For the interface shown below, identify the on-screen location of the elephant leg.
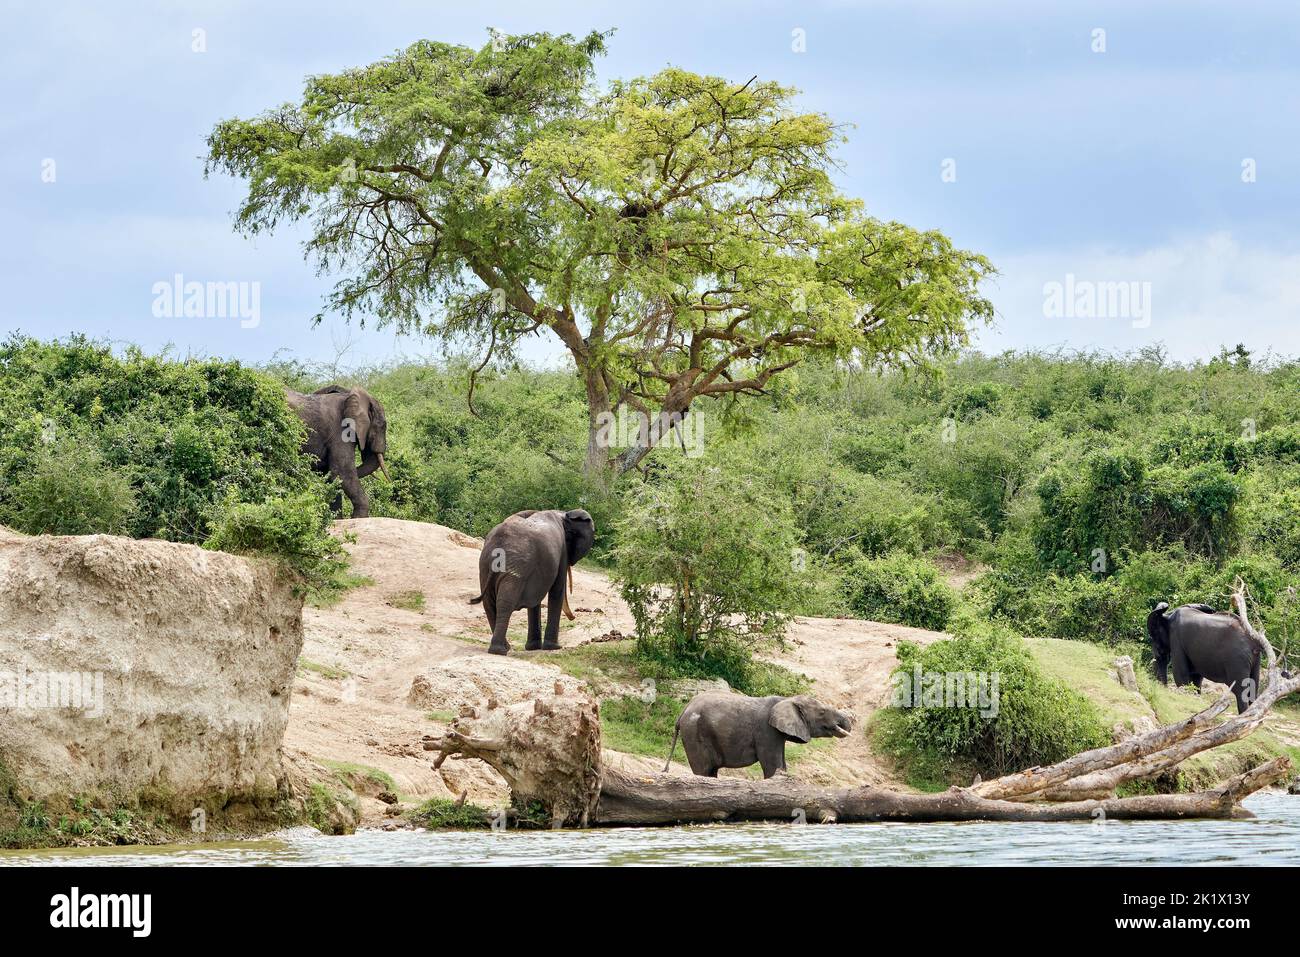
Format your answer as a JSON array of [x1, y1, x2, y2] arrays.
[[481, 587, 497, 631], [524, 605, 542, 651], [1171, 648, 1193, 687], [758, 741, 787, 779], [540, 571, 566, 650], [1190, 674, 1204, 692], [487, 592, 516, 656], [339, 462, 369, 519]]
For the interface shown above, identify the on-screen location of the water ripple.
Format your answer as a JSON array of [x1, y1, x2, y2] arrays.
[[4, 793, 1298, 866]]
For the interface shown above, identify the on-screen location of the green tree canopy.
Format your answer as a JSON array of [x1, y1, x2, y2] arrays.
[[207, 29, 994, 477]]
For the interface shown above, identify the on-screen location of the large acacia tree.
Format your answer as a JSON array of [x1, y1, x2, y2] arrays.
[[207, 30, 994, 478]]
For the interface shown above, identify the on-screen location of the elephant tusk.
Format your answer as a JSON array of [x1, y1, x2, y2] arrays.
[[563, 566, 576, 621], [378, 454, 391, 481]]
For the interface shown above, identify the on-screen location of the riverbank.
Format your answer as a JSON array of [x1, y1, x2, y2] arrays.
[[287, 518, 1300, 829]]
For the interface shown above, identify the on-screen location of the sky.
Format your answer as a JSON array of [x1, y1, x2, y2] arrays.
[[3, 0, 1298, 368]]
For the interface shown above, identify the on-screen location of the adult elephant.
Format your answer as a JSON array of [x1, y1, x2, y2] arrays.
[[470, 509, 595, 655], [1146, 602, 1265, 713], [664, 693, 854, 779], [286, 385, 390, 518]]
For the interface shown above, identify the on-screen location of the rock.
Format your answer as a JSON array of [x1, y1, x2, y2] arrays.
[[661, 677, 732, 699], [0, 527, 303, 828], [407, 655, 586, 714], [1112, 656, 1139, 692], [377, 791, 399, 805], [1112, 715, 1161, 743], [1289, 775, 1300, 795]]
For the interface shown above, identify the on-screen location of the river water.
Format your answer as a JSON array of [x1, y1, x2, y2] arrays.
[[5, 792, 1298, 866]]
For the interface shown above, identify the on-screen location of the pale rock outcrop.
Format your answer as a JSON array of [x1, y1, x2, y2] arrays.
[[407, 654, 586, 714], [0, 527, 303, 824]]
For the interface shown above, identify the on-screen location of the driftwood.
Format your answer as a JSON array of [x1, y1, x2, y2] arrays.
[[431, 584, 1297, 827]]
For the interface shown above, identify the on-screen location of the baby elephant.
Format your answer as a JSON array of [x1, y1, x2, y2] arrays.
[[664, 693, 854, 779]]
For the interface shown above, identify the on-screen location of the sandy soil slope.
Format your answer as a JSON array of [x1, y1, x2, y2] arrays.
[[284, 518, 942, 824]]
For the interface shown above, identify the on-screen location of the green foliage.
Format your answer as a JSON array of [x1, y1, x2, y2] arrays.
[[204, 491, 349, 594], [844, 552, 957, 630], [409, 797, 494, 830], [614, 461, 800, 694], [0, 335, 320, 542], [208, 31, 993, 480], [875, 624, 1110, 786], [6, 439, 136, 536]]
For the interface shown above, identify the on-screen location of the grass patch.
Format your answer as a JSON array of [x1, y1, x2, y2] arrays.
[[425, 710, 457, 723], [386, 590, 426, 613], [306, 571, 375, 609], [600, 695, 686, 760], [297, 657, 349, 680], [409, 797, 494, 829], [320, 760, 396, 794], [304, 782, 358, 835]]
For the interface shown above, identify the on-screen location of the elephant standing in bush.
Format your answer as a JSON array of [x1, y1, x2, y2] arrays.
[[665, 693, 855, 778], [286, 385, 390, 518], [1146, 602, 1271, 713]]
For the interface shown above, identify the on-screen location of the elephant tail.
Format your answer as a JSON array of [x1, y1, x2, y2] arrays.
[[663, 721, 682, 773], [468, 594, 484, 605]]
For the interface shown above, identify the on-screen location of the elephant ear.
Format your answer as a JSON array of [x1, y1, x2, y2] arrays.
[[769, 698, 811, 743], [343, 389, 371, 451], [1147, 602, 1172, 654]]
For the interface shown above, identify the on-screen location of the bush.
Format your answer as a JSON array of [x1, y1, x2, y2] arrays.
[[874, 624, 1110, 786], [204, 491, 349, 596], [614, 462, 800, 694], [4, 440, 136, 536], [0, 335, 319, 543], [843, 552, 956, 630]]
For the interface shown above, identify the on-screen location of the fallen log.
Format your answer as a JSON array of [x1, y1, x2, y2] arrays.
[[593, 757, 1290, 826]]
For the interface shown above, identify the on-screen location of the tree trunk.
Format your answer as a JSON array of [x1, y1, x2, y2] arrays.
[[593, 758, 1288, 826]]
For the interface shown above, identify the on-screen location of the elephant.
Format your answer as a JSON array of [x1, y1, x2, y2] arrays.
[[1146, 602, 1269, 713], [285, 385, 390, 518], [664, 692, 854, 779], [469, 509, 595, 655]]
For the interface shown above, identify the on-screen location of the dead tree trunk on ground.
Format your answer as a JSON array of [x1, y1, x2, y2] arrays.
[[430, 585, 1297, 827]]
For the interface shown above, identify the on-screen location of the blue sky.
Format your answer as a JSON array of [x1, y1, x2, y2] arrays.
[[3, 0, 1298, 367]]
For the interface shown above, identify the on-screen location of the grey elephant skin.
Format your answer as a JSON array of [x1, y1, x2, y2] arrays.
[[285, 385, 389, 518], [1146, 602, 1267, 713], [665, 693, 854, 778], [470, 509, 595, 655]]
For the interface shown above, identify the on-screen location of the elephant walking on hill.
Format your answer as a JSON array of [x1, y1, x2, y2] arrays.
[[664, 693, 855, 779], [470, 509, 595, 655], [286, 385, 389, 518], [1146, 602, 1272, 713]]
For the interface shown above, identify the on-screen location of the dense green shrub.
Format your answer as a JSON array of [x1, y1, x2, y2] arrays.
[[0, 335, 323, 543], [614, 462, 801, 694], [5, 439, 136, 536], [843, 552, 956, 630], [874, 624, 1110, 786], [204, 492, 349, 595]]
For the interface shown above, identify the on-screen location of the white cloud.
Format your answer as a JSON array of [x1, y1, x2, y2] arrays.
[[977, 232, 1300, 360]]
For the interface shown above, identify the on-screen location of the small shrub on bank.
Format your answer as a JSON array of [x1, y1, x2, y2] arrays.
[[874, 623, 1110, 787], [204, 491, 349, 595], [615, 462, 800, 695], [843, 552, 956, 630]]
